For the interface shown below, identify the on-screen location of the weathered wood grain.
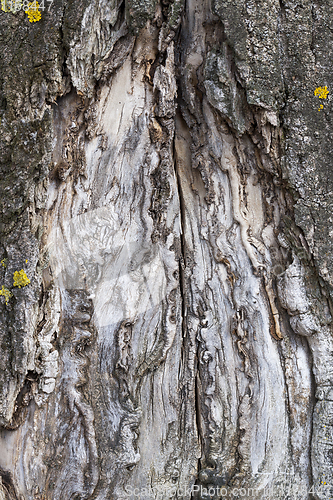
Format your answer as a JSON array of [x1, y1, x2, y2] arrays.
[[0, 0, 332, 499]]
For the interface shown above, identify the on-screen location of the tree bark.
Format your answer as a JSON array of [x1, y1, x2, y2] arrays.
[[0, 0, 332, 499]]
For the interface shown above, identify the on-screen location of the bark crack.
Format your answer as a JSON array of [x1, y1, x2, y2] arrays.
[[172, 126, 187, 342]]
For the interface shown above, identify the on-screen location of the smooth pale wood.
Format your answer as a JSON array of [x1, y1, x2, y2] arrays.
[[0, 1, 332, 499]]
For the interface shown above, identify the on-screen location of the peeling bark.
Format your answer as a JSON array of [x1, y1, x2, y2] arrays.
[[0, 0, 333, 499]]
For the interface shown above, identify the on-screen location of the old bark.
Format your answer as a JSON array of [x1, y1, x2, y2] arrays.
[[0, 0, 332, 499]]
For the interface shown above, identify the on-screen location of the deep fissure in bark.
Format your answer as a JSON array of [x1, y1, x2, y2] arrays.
[[1, 0, 333, 498]]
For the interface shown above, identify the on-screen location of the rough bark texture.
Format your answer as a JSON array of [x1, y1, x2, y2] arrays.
[[0, 0, 332, 499]]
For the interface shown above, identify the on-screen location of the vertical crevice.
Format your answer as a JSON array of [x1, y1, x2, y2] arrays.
[[172, 113, 205, 497], [307, 338, 316, 496], [172, 131, 187, 341], [194, 347, 204, 458]]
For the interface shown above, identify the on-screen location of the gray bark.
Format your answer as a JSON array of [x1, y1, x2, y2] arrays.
[[0, 0, 332, 499]]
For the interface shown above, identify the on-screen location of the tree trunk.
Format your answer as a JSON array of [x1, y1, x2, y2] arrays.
[[0, 0, 332, 499]]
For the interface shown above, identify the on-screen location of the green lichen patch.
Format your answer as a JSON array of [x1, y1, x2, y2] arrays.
[[212, 0, 284, 111], [167, 0, 184, 30], [204, 45, 251, 134], [125, 0, 158, 34]]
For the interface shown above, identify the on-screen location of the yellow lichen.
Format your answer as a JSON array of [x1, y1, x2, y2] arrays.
[[25, 1, 41, 22], [314, 86, 329, 99], [1, 258, 7, 268], [0, 286, 12, 305], [13, 269, 30, 288]]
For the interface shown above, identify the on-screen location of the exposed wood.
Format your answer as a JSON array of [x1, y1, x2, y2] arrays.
[[0, 0, 333, 499]]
